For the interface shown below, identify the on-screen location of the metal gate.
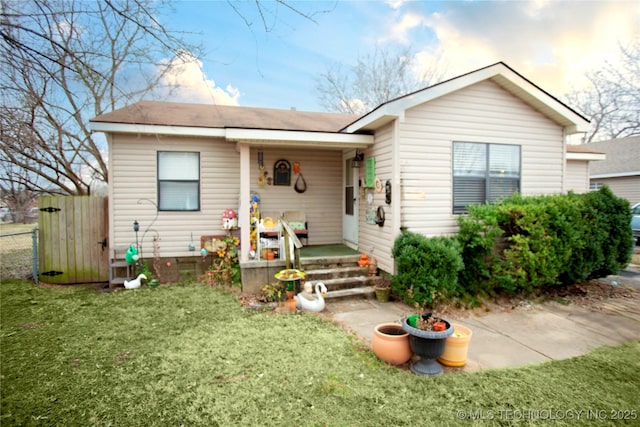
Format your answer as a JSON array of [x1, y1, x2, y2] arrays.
[[38, 196, 109, 284]]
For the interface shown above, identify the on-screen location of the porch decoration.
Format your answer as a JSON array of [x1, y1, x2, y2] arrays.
[[385, 180, 392, 205], [402, 313, 454, 376], [273, 159, 291, 186], [375, 206, 385, 227], [125, 244, 139, 264], [222, 208, 237, 230], [249, 195, 260, 257], [365, 157, 376, 188], [357, 254, 369, 267], [124, 273, 146, 289], [372, 323, 412, 365], [294, 282, 327, 312], [366, 208, 376, 224], [294, 173, 307, 193]]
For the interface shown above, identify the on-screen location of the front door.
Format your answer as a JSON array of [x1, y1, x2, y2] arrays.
[[343, 154, 359, 247]]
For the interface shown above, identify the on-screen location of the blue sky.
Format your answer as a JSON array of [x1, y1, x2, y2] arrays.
[[153, 0, 640, 112]]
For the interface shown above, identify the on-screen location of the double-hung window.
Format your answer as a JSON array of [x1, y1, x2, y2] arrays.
[[453, 142, 520, 214], [158, 151, 200, 211]]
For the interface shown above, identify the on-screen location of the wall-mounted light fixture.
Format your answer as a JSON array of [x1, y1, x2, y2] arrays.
[[133, 220, 140, 261], [352, 150, 364, 168]]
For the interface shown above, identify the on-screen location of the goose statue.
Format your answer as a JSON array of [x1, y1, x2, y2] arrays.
[[295, 282, 327, 312], [124, 274, 147, 289]]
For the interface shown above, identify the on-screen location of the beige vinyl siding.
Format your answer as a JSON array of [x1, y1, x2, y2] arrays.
[[110, 137, 345, 257], [397, 79, 564, 238], [565, 160, 590, 194], [589, 176, 640, 203], [249, 147, 343, 245], [357, 123, 395, 274], [110, 134, 240, 258]]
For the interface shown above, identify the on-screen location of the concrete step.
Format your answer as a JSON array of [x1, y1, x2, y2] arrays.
[[304, 265, 369, 281], [307, 275, 382, 292], [300, 255, 362, 270], [325, 286, 375, 301], [296, 253, 382, 301]]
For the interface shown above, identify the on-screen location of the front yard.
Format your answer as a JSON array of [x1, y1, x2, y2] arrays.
[[1, 280, 639, 426]]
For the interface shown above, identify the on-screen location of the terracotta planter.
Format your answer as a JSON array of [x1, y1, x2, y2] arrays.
[[402, 316, 454, 376], [372, 323, 412, 365], [438, 324, 473, 367]]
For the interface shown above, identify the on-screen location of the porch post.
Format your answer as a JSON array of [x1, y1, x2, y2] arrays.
[[238, 143, 251, 262]]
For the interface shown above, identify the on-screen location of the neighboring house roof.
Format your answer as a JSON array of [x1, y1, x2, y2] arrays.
[[586, 135, 640, 178], [343, 62, 590, 135], [566, 144, 606, 161]]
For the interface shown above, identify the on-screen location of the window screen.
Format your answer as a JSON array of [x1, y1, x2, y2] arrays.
[[453, 142, 520, 213], [158, 152, 200, 211]]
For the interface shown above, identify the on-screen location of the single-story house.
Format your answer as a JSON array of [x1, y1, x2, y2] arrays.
[[90, 62, 594, 292], [586, 135, 640, 204]]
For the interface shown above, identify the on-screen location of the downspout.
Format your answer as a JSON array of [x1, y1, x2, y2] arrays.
[[238, 143, 251, 262]]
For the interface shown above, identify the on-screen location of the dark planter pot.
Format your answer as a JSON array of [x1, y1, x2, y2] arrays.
[[402, 315, 454, 376]]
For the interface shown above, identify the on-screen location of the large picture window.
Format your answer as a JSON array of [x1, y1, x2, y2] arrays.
[[453, 142, 520, 214], [158, 151, 200, 211]]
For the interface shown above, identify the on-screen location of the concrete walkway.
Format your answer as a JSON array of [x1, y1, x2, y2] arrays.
[[325, 264, 640, 372]]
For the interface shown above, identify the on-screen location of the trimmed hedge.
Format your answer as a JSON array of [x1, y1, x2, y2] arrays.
[[456, 187, 633, 295], [391, 232, 463, 307]]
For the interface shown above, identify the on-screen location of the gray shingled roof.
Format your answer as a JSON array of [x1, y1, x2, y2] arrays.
[[91, 101, 359, 133], [586, 135, 640, 177]]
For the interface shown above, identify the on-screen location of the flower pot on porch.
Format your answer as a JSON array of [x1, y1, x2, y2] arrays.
[[402, 316, 454, 376], [437, 324, 472, 367], [372, 323, 412, 365]]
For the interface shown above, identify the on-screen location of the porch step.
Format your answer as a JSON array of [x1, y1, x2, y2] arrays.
[[302, 253, 383, 301], [303, 265, 369, 281], [299, 255, 362, 270], [325, 286, 375, 300]]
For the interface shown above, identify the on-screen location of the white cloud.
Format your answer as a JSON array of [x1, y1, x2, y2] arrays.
[[385, 0, 406, 11], [385, 12, 426, 44], [384, 1, 640, 96], [152, 51, 240, 105]]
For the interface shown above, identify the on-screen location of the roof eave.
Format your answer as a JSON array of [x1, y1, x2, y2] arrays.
[[90, 121, 374, 148], [344, 62, 591, 134], [566, 152, 607, 161], [591, 171, 640, 179]]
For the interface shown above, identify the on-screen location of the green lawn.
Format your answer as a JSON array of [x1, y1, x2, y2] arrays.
[[1, 280, 639, 426]]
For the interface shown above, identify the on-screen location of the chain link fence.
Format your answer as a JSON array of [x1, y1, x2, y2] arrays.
[[0, 224, 38, 281]]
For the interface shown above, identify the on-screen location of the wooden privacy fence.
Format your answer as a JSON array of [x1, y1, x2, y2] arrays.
[[38, 196, 109, 284]]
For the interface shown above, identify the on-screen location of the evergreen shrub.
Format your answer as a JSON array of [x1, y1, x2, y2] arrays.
[[391, 231, 463, 307], [456, 187, 633, 296]]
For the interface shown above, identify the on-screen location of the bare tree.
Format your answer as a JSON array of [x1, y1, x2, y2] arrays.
[[0, 0, 201, 195], [315, 45, 447, 114], [564, 39, 640, 143]]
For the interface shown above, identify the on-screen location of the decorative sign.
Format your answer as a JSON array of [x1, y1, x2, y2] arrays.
[[365, 156, 376, 188], [273, 159, 291, 186], [366, 208, 376, 224]]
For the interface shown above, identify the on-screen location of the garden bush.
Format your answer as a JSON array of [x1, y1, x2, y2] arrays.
[[456, 187, 633, 296], [391, 231, 463, 307]]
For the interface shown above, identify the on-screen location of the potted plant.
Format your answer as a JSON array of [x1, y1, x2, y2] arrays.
[[402, 312, 454, 376], [373, 277, 391, 302]]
